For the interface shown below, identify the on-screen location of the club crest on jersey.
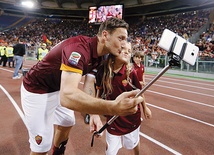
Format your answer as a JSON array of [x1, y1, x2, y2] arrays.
[[35, 135, 42, 145], [122, 79, 128, 86], [68, 52, 81, 65]]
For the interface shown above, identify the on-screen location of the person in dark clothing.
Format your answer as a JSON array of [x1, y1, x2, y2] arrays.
[[12, 38, 25, 79]]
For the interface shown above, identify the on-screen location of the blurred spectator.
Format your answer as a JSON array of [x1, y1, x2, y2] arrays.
[[6, 43, 14, 68], [37, 43, 49, 61], [0, 41, 7, 67]]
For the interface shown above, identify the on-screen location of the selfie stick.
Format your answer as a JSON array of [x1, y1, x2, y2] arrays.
[[91, 37, 182, 147]]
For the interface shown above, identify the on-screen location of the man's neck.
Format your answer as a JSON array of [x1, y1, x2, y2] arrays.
[[96, 36, 109, 56], [96, 36, 103, 56]]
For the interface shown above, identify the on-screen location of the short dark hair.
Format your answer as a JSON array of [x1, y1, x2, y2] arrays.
[[19, 38, 25, 43], [97, 17, 129, 36]]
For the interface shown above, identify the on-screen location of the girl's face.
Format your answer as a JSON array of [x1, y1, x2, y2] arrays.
[[116, 42, 132, 64], [133, 55, 142, 65]]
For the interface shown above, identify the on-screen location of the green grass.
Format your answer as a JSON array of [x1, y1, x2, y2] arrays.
[[146, 71, 214, 82]]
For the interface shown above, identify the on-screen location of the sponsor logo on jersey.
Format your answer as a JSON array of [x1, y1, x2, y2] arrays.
[[68, 52, 81, 65]]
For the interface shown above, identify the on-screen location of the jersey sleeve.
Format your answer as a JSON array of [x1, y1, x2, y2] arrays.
[[60, 43, 86, 75]]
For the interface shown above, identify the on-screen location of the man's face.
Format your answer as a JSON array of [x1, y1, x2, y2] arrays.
[[104, 28, 128, 57]]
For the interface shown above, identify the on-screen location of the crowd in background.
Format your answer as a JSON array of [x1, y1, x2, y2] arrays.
[[195, 23, 214, 60], [0, 8, 214, 64], [128, 9, 213, 60]]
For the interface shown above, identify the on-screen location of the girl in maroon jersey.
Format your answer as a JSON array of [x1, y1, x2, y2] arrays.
[[132, 51, 146, 87], [95, 42, 152, 155]]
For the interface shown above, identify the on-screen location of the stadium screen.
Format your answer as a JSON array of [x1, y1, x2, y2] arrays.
[[88, 4, 123, 24]]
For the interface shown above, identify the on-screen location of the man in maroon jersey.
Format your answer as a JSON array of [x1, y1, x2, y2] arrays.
[[21, 17, 144, 155]]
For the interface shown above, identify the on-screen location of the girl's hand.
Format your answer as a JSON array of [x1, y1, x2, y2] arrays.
[[143, 106, 152, 119]]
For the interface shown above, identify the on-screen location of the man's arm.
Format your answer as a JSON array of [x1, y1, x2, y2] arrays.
[[60, 71, 144, 116], [82, 74, 103, 133], [83, 74, 96, 97]]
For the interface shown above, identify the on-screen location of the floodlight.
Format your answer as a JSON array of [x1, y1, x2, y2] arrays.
[[21, 0, 35, 8]]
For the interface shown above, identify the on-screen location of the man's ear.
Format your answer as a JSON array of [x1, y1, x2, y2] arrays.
[[100, 30, 109, 44], [102, 30, 109, 40]]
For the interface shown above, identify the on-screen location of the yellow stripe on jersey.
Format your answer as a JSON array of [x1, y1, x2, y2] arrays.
[[60, 63, 83, 74]]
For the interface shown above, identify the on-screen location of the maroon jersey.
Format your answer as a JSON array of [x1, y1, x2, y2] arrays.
[[96, 64, 142, 135], [23, 36, 103, 94], [133, 62, 144, 81]]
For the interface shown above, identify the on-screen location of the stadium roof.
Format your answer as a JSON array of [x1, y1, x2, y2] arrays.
[[0, 0, 214, 19]]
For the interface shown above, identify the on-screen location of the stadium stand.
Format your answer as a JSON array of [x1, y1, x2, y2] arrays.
[[0, 8, 213, 78], [0, 14, 32, 31]]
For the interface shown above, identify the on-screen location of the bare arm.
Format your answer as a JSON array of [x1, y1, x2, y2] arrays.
[[141, 94, 152, 119], [81, 74, 96, 116], [83, 74, 96, 97], [142, 74, 146, 85], [140, 74, 146, 86], [60, 71, 143, 116], [82, 74, 104, 134]]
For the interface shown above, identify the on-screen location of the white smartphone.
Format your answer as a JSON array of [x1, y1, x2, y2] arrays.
[[158, 29, 199, 66]]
